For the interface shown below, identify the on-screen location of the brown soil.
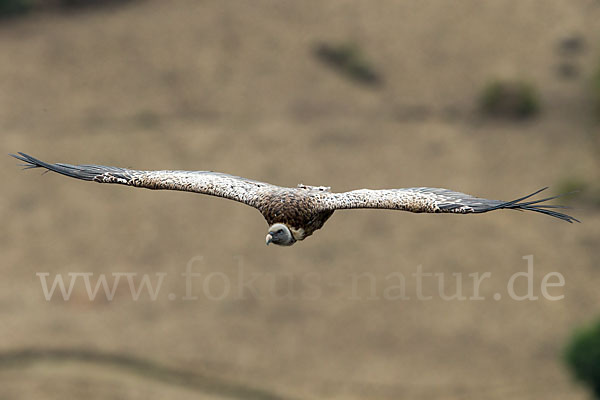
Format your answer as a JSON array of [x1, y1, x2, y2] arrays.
[[1, 1, 600, 399]]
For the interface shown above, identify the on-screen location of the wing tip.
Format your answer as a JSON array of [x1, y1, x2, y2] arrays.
[[501, 187, 580, 223], [10, 152, 44, 169]]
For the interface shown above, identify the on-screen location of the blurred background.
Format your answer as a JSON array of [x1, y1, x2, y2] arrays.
[[2, 0, 600, 399]]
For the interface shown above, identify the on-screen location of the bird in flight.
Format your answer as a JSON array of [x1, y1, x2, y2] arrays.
[[11, 153, 578, 246]]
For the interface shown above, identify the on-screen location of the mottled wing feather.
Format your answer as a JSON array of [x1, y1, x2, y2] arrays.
[[11, 153, 578, 223], [11, 152, 275, 208], [321, 187, 578, 223]]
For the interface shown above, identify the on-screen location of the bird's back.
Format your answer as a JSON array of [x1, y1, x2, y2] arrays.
[[257, 188, 334, 239]]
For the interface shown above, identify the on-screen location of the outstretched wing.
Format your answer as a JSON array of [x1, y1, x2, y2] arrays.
[[11, 152, 277, 208], [320, 187, 578, 223]]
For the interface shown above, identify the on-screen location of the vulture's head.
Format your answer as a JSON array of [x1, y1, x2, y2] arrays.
[[265, 223, 296, 246]]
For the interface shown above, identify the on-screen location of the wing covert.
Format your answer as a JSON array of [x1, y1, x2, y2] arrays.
[[320, 187, 578, 223], [11, 152, 274, 208]]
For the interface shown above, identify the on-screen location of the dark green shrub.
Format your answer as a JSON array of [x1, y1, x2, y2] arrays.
[[314, 42, 381, 86], [480, 80, 540, 119], [565, 318, 600, 398], [58, 0, 133, 8], [135, 110, 160, 129], [0, 0, 32, 17], [556, 176, 600, 208], [593, 63, 600, 119], [556, 176, 587, 201]]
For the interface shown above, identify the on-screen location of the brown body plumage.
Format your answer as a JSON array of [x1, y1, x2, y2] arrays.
[[257, 187, 335, 241], [11, 153, 578, 246]]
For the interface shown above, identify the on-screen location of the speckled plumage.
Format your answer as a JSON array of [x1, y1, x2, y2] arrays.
[[11, 153, 578, 245]]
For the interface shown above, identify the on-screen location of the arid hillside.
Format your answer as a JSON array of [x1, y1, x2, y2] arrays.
[[1, 1, 600, 399]]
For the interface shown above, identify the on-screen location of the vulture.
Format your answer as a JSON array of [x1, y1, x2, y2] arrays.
[[11, 153, 578, 246]]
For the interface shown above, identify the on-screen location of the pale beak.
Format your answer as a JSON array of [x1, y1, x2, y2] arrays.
[[265, 234, 273, 246]]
